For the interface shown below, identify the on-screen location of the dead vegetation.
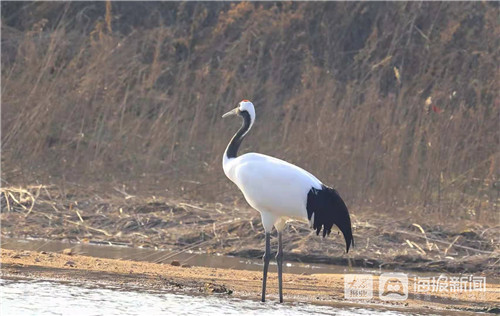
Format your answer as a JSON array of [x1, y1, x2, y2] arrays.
[[2, 2, 499, 219], [2, 184, 498, 275]]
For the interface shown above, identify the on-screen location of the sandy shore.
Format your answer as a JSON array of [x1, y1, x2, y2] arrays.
[[1, 248, 498, 314]]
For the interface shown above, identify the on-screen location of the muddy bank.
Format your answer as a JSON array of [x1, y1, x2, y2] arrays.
[[1, 248, 499, 314], [1, 185, 499, 275]]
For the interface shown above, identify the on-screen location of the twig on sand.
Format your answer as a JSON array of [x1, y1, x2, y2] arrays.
[[1, 187, 36, 217], [444, 235, 461, 256], [63, 218, 112, 237], [3, 191, 11, 212], [405, 239, 427, 255], [113, 187, 135, 200], [178, 202, 210, 212], [396, 230, 495, 255], [412, 223, 433, 251]]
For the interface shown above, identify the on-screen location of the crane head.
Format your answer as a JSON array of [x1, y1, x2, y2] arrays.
[[222, 100, 256, 126]]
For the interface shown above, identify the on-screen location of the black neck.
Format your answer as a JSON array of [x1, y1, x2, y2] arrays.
[[225, 111, 251, 159]]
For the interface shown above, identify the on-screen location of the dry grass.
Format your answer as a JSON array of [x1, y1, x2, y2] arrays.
[[1, 2, 499, 224], [1, 184, 499, 275]]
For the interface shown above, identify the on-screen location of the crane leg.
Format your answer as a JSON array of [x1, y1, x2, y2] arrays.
[[276, 231, 284, 303], [261, 232, 271, 302]]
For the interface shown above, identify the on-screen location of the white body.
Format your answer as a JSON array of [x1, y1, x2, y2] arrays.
[[222, 100, 352, 303], [223, 152, 322, 232]]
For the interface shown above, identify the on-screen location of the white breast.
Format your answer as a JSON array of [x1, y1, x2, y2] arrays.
[[224, 153, 322, 220]]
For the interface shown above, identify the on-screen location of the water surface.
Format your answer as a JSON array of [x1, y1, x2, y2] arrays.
[[0, 278, 421, 316], [1, 237, 356, 275]]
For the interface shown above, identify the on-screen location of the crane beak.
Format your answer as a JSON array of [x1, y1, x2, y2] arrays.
[[222, 107, 239, 118]]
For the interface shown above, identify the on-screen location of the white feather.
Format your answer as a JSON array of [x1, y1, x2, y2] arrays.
[[221, 100, 353, 303], [224, 152, 322, 229]]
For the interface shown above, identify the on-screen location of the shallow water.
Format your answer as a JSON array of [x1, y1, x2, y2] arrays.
[[0, 278, 420, 316], [5, 238, 496, 284], [1, 237, 357, 275]]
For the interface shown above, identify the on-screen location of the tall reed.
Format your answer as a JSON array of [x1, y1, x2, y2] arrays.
[[2, 2, 498, 222]]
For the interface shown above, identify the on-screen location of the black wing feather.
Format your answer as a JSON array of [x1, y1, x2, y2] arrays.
[[306, 185, 354, 252]]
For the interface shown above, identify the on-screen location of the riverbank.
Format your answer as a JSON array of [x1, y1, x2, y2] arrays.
[[1, 248, 498, 314], [1, 185, 499, 276]]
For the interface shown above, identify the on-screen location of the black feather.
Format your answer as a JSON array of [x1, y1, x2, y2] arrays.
[[225, 111, 251, 159], [306, 185, 354, 252]]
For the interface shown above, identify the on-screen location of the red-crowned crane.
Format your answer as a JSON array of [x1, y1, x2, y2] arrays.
[[222, 100, 354, 303]]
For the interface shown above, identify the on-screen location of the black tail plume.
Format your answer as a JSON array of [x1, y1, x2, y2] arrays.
[[306, 185, 354, 253]]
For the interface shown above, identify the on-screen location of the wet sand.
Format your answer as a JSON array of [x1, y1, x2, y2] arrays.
[[1, 248, 498, 314]]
